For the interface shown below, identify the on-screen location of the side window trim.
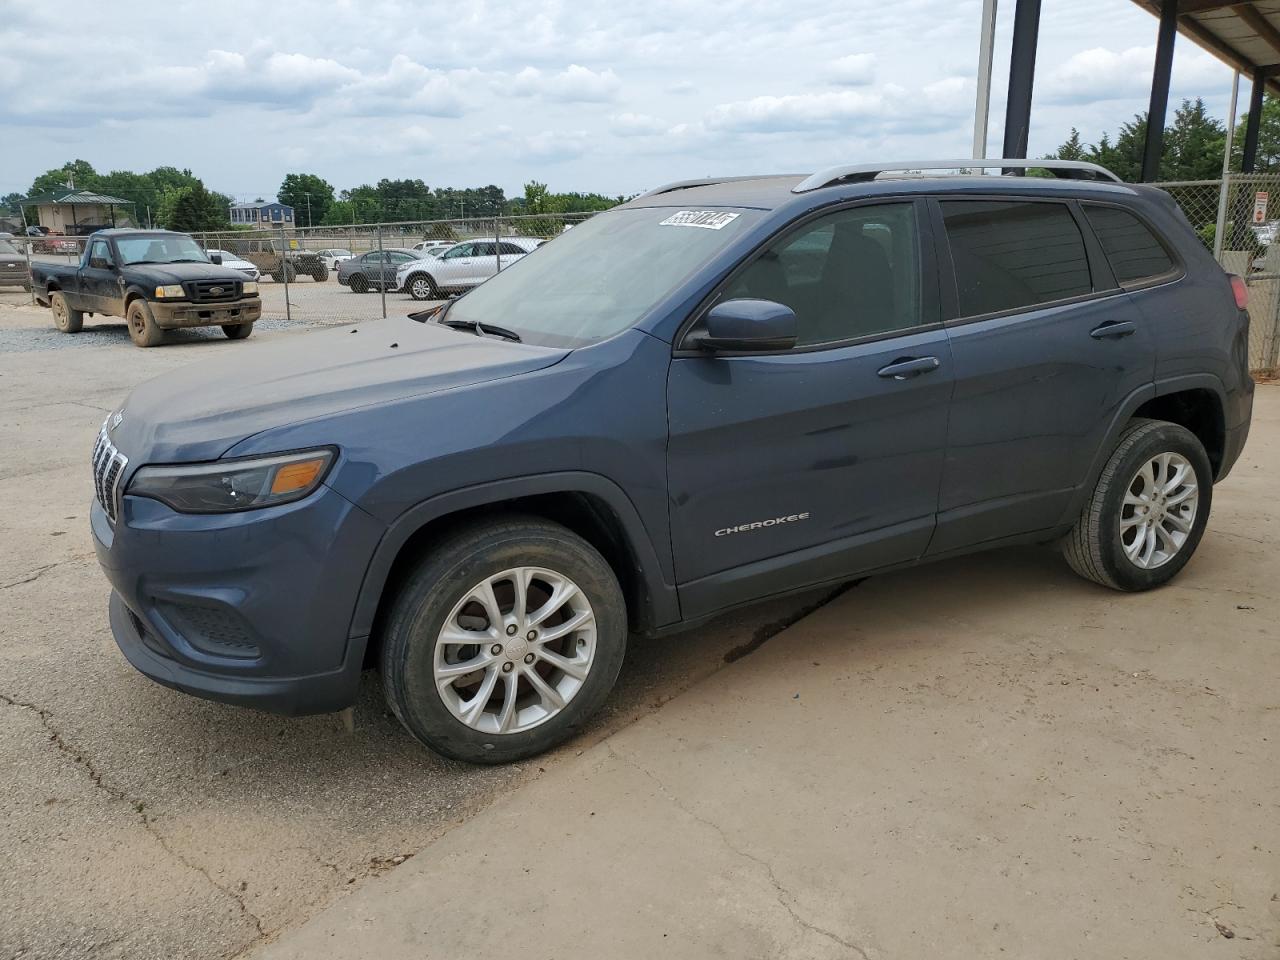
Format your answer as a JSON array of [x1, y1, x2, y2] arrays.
[[931, 194, 1126, 327], [1078, 199, 1185, 292], [673, 196, 941, 357]]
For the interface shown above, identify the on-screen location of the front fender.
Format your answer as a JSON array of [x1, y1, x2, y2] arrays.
[[347, 470, 681, 641]]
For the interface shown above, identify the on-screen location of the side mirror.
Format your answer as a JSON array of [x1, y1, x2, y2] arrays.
[[89, 257, 111, 270], [693, 299, 798, 352], [209, 253, 223, 265]]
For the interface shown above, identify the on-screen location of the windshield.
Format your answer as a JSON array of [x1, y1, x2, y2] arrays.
[[114, 233, 210, 265], [445, 206, 759, 348], [0, 240, 19, 256]]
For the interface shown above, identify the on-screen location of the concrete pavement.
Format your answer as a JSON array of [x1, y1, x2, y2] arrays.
[[0, 294, 825, 960], [257, 389, 1280, 960]]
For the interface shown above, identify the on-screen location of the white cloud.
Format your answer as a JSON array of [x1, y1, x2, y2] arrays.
[[610, 112, 668, 136], [705, 88, 900, 134], [512, 64, 621, 102], [824, 54, 876, 86], [1043, 45, 1224, 105]]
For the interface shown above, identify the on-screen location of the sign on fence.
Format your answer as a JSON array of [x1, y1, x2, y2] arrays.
[[1254, 191, 1269, 224]]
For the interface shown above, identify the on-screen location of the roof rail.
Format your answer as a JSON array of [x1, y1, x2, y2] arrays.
[[635, 174, 802, 200], [792, 159, 1123, 193]]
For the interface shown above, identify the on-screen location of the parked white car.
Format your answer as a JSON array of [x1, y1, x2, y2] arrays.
[[316, 248, 354, 271], [411, 240, 453, 257], [205, 248, 260, 281], [397, 237, 543, 300]]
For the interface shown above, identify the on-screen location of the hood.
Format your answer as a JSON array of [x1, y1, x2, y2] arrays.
[[114, 316, 569, 463], [130, 261, 251, 285]]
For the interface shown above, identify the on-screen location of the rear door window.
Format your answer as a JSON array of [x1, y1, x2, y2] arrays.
[[941, 200, 1092, 317], [1083, 205, 1175, 284]]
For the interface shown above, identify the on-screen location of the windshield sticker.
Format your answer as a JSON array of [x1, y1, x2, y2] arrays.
[[659, 210, 740, 230]]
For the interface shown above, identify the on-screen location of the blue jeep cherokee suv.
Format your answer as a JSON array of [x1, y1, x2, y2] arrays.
[[92, 160, 1254, 762]]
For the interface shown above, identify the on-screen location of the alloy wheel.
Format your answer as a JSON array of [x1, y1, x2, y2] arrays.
[[433, 567, 596, 735], [1120, 451, 1199, 569]]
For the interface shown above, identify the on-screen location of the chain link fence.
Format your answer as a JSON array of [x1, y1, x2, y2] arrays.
[[1153, 173, 1280, 375], [3, 190, 1278, 373]]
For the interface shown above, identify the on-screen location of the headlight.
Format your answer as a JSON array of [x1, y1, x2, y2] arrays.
[[128, 449, 335, 514], [154, 284, 185, 299], [242, 281, 258, 294]]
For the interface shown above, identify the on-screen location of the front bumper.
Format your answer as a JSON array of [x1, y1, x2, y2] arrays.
[[93, 482, 385, 715], [150, 296, 262, 329]]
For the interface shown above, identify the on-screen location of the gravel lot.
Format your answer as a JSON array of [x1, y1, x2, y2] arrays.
[[0, 291, 826, 959]]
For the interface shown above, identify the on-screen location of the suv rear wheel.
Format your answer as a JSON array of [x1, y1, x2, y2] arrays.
[[380, 517, 627, 763], [1062, 418, 1212, 591]]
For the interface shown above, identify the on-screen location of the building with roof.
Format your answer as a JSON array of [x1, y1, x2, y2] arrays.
[[19, 188, 132, 235], [229, 201, 295, 228]]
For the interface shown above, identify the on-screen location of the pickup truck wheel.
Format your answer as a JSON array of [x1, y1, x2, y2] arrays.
[[50, 292, 83, 333], [380, 516, 627, 764], [1062, 419, 1212, 591], [407, 273, 439, 300], [222, 322, 253, 340], [310, 266, 328, 282], [350, 274, 369, 293], [125, 299, 164, 348]]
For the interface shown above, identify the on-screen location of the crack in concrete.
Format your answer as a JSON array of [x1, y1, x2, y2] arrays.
[[0, 692, 268, 946], [0, 554, 94, 590], [723, 579, 863, 664], [608, 744, 872, 960]]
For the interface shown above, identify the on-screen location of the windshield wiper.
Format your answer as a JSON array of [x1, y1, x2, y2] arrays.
[[438, 317, 522, 343]]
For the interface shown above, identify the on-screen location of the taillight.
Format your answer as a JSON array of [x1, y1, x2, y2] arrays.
[[1228, 273, 1249, 310]]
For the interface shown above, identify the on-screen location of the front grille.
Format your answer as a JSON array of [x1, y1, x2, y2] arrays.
[[188, 279, 242, 303], [91, 423, 128, 523]]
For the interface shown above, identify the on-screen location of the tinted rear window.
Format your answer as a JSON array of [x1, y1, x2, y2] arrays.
[[942, 200, 1092, 317], [1083, 205, 1175, 284]]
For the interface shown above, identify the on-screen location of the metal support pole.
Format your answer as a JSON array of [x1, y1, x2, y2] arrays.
[[1002, 0, 1042, 161], [1242, 66, 1265, 173], [495, 218, 501, 274], [973, 0, 998, 160], [279, 220, 291, 324], [1141, 0, 1178, 182], [1214, 70, 1241, 262], [376, 225, 386, 319], [23, 236, 35, 307]]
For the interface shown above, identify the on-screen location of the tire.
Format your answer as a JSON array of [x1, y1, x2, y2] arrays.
[[350, 274, 369, 293], [50, 291, 83, 333], [222, 322, 253, 340], [380, 516, 627, 764], [125, 298, 164, 348], [406, 272, 439, 301], [1062, 418, 1213, 591], [310, 266, 328, 282]]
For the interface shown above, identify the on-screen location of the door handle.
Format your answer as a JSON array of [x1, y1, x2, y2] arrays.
[[877, 356, 941, 380], [1090, 320, 1136, 339]]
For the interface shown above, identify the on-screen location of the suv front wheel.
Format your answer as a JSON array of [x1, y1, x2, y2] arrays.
[[380, 517, 627, 763], [1062, 418, 1212, 591]]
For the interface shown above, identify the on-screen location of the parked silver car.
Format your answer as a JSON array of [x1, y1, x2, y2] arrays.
[[337, 248, 420, 292], [397, 237, 543, 300]]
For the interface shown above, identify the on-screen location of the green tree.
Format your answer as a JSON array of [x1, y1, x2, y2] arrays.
[[278, 173, 335, 227], [1163, 98, 1225, 180], [156, 181, 229, 232], [1231, 93, 1280, 171], [29, 159, 100, 194], [1050, 128, 1088, 161]]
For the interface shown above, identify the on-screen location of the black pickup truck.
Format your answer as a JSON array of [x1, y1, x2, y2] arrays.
[[31, 229, 262, 347]]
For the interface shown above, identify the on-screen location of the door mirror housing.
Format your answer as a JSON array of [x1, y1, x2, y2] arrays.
[[693, 299, 798, 352], [209, 253, 223, 265], [89, 256, 112, 270]]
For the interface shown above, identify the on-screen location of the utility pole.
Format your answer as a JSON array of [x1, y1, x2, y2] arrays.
[[304, 192, 312, 228], [973, 0, 998, 160]]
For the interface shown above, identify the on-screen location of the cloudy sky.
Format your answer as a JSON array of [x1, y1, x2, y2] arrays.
[[0, 0, 1240, 201]]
